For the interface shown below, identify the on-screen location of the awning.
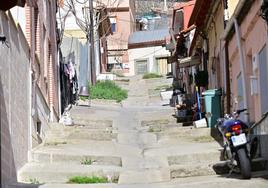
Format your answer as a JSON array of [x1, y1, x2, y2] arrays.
[[167, 56, 178, 64], [178, 56, 200, 68]]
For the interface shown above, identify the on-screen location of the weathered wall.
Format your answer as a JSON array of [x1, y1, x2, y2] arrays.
[[0, 11, 31, 186], [205, 1, 224, 90], [107, 11, 132, 50], [228, 0, 267, 122]]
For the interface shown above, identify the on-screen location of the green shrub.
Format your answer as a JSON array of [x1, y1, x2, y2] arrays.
[[142, 73, 163, 79], [90, 80, 128, 102], [68, 176, 108, 184]]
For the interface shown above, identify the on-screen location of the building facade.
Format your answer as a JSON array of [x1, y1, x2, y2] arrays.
[[0, 11, 31, 187], [182, 0, 239, 114], [24, 0, 60, 145], [128, 29, 171, 76], [106, 0, 136, 75], [0, 0, 60, 186], [225, 0, 268, 123]]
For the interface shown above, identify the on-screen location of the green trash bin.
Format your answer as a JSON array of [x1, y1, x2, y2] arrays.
[[202, 89, 222, 128]]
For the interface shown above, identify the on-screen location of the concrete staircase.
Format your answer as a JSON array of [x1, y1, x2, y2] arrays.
[[19, 116, 224, 186], [15, 75, 268, 187], [18, 118, 122, 184]]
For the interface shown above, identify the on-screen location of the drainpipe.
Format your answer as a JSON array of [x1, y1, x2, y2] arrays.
[[224, 40, 231, 114], [233, 18, 249, 122], [57, 50, 61, 120]]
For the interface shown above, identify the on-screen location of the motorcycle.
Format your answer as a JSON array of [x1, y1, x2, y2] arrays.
[[216, 109, 251, 179]]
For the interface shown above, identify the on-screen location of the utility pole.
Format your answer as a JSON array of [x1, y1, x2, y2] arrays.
[[89, 0, 96, 85], [164, 0, 168, 13]]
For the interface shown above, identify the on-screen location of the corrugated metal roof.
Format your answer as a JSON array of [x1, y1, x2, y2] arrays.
[[128, 29, 169, 44]]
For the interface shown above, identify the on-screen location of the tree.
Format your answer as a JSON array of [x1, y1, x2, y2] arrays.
[[57, 0, 121, 85]]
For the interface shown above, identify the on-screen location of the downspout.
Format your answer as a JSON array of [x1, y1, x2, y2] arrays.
[[57, 49, 61, 120], [223, 0, 230, 114], [224, 40, 231, 114], [234, 18, 249, 122]]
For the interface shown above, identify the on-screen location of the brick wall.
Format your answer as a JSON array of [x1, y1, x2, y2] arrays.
[[0, 11, 31, 186], [25, 0, 59, 121]]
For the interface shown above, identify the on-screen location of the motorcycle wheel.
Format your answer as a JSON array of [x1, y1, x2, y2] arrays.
[[237, 148, 251, 179]]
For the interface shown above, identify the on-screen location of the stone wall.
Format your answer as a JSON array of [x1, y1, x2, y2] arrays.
[[0, 11, 31, 186]]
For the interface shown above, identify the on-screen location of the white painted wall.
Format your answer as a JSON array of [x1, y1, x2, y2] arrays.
[[0, 12, 31, 186], [127, 46, 170, 76]]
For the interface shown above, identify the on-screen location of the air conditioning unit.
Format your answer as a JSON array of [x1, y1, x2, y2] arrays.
[[252, 54, 259, 73]]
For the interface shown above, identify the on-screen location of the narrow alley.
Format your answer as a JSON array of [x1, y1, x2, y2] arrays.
[[2, 1, 268, 187], [16, 76, 268, 188]]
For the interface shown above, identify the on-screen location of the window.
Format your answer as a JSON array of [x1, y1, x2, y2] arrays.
[[259, 45, 268, 114], [109, 17, 117, 33]]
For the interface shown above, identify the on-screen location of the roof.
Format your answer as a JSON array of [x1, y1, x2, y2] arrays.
[[188, 0, 212, 28], [128, 29, 169, 49], [172, 0, 196, 34], [173, 0, 196, 10], [0, 0, 26, 11]]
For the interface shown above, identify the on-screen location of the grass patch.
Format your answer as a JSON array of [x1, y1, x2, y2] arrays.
[[29, 178, 40, 184], [148, 127, 154, 132], [148, 126, 163, 132], [148, 126, 162, 132], [142, 73, 163, 79], [68, 176, 108, 184], [90, 80, 128, 102], [81, 158, 92, 165]]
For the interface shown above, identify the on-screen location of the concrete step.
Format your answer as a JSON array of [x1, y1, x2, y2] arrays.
[[168, 151, 222, 165], [45, 126, 117, 142], [121, 156, 168, 170], [154, 127, 219, 144], [33, 140, 120, 155], [72, 117, 113, 129], [170, 156, 268, 179], [168, 151, 222, 179], [141, 119, 178, 127], [66, 130, 117, 141], [117, 132, 157, 147], [170, 163, 216, 179], [146, 125, 211, 135], [32, 151, 122, 166], [9, 171, 268, 188], [118, 168, 170, 184], [18, 163, 121, 184]]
